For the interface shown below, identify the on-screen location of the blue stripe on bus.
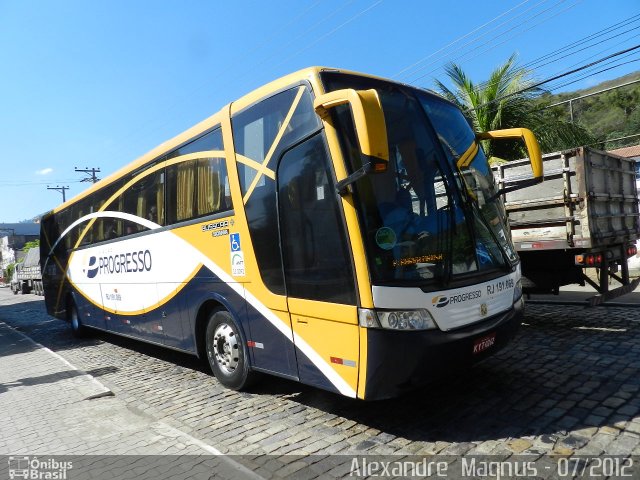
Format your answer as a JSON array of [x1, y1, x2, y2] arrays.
[[294, 347, 340, 395], [69, 263, 340, 394]]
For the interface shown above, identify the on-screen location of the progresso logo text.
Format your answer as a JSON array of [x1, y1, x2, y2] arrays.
[[432, 290, 482, 308], [85, 250, 152, 278]]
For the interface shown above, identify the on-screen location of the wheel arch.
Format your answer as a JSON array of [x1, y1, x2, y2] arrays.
[[193, 294, 249, 361], [65, 290, 80, 321]]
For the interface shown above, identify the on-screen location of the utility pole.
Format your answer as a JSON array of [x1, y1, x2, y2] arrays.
[[47, 185, 69, 202], [75, 166, 101, 183]]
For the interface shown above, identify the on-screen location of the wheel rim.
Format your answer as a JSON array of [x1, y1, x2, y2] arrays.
[[212, 323, 239, 376]]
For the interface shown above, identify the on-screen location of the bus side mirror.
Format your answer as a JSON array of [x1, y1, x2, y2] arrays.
[[476, 128, 543, 181], [314, 89, 389, 179]]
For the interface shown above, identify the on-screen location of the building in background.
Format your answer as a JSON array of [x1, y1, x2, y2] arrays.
[[608, 145, 640, 192], [0, 223, 40, 279], [609, 144, 640, 161]]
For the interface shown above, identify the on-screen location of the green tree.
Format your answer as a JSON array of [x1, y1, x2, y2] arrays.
[[6, 262, 15, 281], [22, 239, 39, 252], [434, 53, 594, 161]]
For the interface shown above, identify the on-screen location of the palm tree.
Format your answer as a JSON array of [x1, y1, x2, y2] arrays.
[[434, 53, 594, 161]]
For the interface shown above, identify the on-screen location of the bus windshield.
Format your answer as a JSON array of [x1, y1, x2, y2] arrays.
[[321, 72, 517, 288]]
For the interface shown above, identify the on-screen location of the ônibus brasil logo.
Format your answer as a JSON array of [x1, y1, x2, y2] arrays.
[[84, 250, 152, 278]]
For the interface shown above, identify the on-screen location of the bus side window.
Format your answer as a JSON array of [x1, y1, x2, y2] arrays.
[[233, 86, 320, 194], [166, 157, 230, 225], [64, 200, 94, 248], [116, 170, 165, 234], [166, 127, 224, 159], [194, 158, 230, 215]]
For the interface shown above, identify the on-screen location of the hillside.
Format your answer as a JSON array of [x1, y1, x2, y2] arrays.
[[540, 71, 640, 148]]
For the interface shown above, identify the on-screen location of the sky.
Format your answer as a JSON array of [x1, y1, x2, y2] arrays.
[[0, 0, 639, 222]]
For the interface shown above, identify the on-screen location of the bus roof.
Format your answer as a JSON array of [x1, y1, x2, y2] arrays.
[[46, 66, 415, 216]]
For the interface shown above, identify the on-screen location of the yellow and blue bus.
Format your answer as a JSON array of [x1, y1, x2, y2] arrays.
[[40, 67, 542, 400]]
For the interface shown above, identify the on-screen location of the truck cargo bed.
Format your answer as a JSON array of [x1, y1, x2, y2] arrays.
[[493, 147, 640, 251], [493, 147, 640, 300]]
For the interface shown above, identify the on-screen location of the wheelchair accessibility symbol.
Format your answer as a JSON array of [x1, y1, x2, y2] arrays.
[[230, 233, 241, 252]]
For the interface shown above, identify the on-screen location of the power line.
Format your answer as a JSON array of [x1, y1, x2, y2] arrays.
[[238, 0, 324, 61], [392, 0, 534, 79], [483, 22, 640, 94], [0, 179, 81, 186], [258, 0, 385, 72], [97, 1, 379, 172], [213, 0, 361, 102], [472, 44, 640, 111], [535, 30, 640, 91], [523, 13, 640, 72], [586, 133, 640, 147], [440, 11, 640, 99], [406, 0, 576, 84], [536, 77, 640, 122], [397, 0, 552, 81], [546, 78, 640, 106], [542, 44, 640, 91], [237, 0, 357, 73], [545, 54, 640, 93], [94, 0, 330, 167]]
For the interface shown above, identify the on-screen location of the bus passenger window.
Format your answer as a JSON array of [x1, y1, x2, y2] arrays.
[[166, 157, 230, 225], [116, 170, 165, 233], [103, 219, 120, 240], [194, 158, 229, 216], [166, 128, 223, 159]]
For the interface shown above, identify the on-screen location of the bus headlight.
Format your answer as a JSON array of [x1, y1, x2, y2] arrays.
[[358, 308, 437, 331]]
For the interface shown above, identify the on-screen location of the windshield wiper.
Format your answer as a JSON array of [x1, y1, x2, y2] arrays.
[[469, 200, 514, 270]]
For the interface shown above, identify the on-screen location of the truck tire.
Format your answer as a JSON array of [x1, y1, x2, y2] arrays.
[[205, 308, 254, 391]]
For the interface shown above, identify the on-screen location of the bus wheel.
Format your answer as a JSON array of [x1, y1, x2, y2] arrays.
[[205, 309, 253, 390], [69, 303, 86, 338]]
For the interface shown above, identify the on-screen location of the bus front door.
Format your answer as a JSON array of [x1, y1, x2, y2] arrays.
[[277, 134, 360, 397]]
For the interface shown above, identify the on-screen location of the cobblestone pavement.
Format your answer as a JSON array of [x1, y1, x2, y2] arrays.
[[0, 300, 263, 479], [1, 287, 639, 471]]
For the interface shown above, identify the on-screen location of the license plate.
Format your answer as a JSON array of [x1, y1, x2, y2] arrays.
[[473, 333, 496, 354]]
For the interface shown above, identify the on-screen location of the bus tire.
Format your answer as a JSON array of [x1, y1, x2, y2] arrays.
[[205, 309, 253, 390], [69, 303, 86, 338]]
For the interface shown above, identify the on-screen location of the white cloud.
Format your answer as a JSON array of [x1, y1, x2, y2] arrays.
[[35, 168, 53, 175]]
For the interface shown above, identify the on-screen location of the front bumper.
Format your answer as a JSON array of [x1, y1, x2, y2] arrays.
[[362, 298, 524, 400]]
